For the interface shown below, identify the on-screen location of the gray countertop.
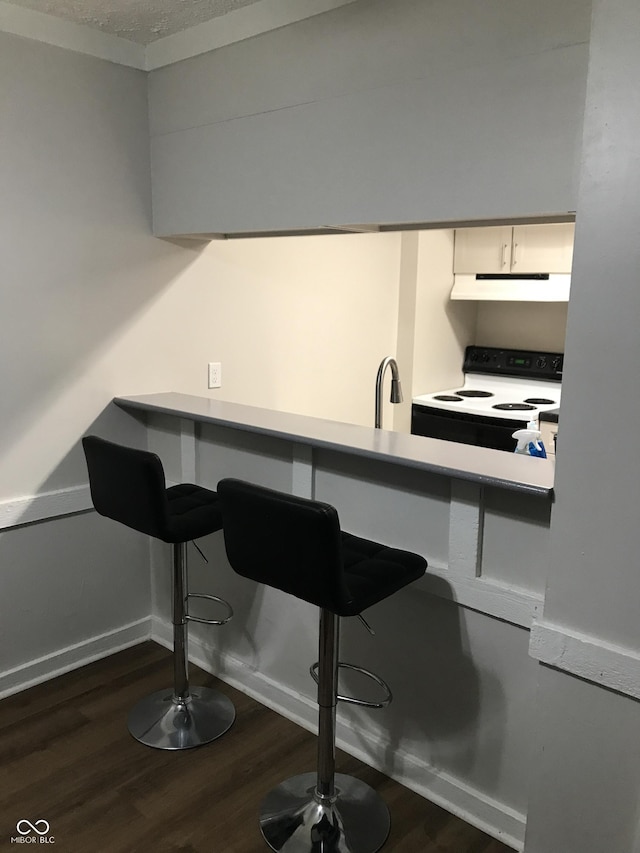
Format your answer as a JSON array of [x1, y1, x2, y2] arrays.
[[114, 392, 555, 497]]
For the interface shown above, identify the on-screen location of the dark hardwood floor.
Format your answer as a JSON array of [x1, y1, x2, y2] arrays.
[[0, 643, 512, 852]]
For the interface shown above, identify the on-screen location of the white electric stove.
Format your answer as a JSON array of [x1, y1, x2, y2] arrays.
[[411, 346, 562, 452]]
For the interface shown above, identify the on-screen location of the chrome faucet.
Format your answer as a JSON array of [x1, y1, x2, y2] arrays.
[[375, 356, 403, 429]]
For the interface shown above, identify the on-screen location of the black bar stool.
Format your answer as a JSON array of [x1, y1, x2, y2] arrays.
[[82, 436, 235, 750], [217, 478, 427, 853]]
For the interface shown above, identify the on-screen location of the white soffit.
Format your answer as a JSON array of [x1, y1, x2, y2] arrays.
[[0, 0, 358, 70]]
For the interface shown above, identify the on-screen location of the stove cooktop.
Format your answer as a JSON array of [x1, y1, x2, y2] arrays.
[[412, 347, 562, 422], [414, 375, 561, 420]]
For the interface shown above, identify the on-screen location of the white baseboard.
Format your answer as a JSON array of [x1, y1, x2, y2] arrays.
[[152, 617, 524, 851], [0, 617, 152, 700]]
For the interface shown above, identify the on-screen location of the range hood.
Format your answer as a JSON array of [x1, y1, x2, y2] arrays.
[[450, 273, 571, 302]]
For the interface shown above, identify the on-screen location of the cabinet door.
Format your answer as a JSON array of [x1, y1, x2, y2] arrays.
[[453, 226, 513, 273], [511, 223, 575, 273]]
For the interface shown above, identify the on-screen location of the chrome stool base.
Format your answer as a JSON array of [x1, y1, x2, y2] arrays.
[[259, 772, 390, 853], [127, 686, 236, 750]]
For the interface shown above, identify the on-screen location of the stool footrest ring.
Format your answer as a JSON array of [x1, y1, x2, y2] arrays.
[[185, 593, 233, 625], [310, 661, 393, 708]]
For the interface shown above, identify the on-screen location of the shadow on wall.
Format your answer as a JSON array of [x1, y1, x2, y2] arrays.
[[337, 577, 507, 798], [181, 534, 508, 807]]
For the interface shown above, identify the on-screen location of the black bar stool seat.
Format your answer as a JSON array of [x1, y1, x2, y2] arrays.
[[82, 436, 235, 750], [218, 478, 427, 853]]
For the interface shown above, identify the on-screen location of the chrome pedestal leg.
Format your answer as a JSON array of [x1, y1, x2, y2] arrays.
[[259, 609, 390, 852], [127, 542, 235, 750]]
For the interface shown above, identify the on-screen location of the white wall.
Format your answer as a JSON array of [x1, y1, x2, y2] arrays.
[[411, 230, 478, 395], [190, 233, 402, 428], [148, 0, 591, 235], [476, 303, 568, 353]]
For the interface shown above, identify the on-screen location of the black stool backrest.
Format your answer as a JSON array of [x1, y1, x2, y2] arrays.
[[217, 478, 351, 613], [82, 435, 170, 540]]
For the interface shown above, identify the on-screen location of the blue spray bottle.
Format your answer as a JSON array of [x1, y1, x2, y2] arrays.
[[512, 420, 547, 458]]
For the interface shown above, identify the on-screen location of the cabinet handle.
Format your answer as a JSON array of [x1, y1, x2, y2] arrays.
[[512, 241, 519, 267], [501, 242, 508, 268]]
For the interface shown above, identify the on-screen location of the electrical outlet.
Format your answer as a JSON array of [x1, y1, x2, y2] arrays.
[[208, 362, 222, 389]]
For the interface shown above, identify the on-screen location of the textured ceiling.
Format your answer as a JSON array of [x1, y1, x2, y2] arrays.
[[3, 0, 265, 44]]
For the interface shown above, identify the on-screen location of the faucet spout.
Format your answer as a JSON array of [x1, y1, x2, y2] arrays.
[[375, 356, 403, 429]]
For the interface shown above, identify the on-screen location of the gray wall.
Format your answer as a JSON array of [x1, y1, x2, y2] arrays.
[[0, 33, 184, 689], [149, 0, 591, 236], [1, 33, 162, 497], [524, 0, 640, 849]]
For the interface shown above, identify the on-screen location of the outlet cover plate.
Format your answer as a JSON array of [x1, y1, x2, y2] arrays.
[[208, 362, 222, 388]]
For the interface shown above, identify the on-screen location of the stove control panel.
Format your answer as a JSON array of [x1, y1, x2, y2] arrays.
[[464, 347, 563, 380]]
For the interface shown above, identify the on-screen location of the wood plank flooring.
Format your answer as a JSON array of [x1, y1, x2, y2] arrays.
[[0, 643, 512, 852]]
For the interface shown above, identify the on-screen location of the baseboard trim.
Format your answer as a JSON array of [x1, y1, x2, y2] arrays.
[[0, 617, 152, 700], [152, 617, 524, 850], [530, 618, 640, 700]]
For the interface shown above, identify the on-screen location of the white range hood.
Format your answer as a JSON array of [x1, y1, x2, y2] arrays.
[[450, 273, 571, 302]]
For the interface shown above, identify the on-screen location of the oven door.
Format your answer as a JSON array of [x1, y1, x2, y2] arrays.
[[411, 404, 527, 452]]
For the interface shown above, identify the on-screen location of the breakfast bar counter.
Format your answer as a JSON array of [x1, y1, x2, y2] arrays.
[[114, 392, 554, 498], [111, 391, 553, 849]]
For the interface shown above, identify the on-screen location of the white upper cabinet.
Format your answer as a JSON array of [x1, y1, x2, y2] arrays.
[[511, 223, 575, 273], [453, 226, 514, 273], [454, 223, 575, 274]]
